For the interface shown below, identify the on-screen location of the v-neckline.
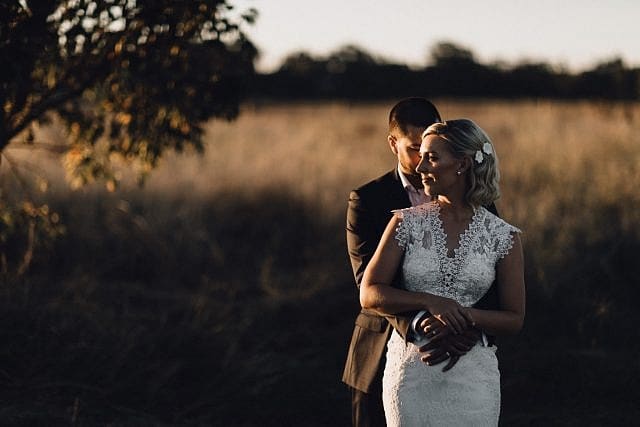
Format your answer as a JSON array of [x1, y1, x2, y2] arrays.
[[428, 203, 484, 290], [432, 203, 480, 259]]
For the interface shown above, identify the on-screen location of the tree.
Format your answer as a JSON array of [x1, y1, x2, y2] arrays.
[[325, 44, 378, 74], [576, 58, 638, 99], [424, 41, 489, 97], [0, 0, 258, 276], [279, 51, 322, 76], [428, 41, 477, 68]]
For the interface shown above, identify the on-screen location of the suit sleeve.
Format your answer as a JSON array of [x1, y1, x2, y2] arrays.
[[346, 189, 375, 287], [346, 189, 415, 340]]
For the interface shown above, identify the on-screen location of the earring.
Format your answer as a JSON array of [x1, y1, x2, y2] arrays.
[[456, 170, 462, 176]]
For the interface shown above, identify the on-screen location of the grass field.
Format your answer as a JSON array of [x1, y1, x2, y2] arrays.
[[2, 99, 640, 425]]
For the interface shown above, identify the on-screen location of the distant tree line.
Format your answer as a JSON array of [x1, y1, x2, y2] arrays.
[[250, 41, 640, 100]]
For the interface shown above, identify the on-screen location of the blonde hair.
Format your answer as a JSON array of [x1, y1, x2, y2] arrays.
[[423, 119, 500, 207]]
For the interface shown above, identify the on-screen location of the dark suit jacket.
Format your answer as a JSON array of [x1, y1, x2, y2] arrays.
[[342, 168, 500, 393], [342, 169, 414, 393]]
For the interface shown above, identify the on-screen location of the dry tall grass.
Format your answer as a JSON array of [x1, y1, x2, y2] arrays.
[[145, 99, 640, 299], [3, 99, 640, 425], [148, 98, 640, 219]]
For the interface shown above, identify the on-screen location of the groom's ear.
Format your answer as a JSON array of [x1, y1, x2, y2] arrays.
[[388, 134, 399, 155]]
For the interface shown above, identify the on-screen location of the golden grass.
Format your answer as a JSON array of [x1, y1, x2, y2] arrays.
[[15, 99, 640, 283], [147, 99, 640, 294], [17, 99, 640, 213], [124, 99, 640, 244], [148, 99, 640, 201], [11, 99, 640, 278]]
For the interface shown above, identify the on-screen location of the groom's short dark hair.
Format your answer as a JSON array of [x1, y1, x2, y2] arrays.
[[388, 97, 441, 135]]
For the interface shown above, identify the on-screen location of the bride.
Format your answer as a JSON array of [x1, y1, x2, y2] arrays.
[[360, 119, 525, 426]]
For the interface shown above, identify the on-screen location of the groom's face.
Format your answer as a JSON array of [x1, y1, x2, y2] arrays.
[[389, 125, 425, 180]]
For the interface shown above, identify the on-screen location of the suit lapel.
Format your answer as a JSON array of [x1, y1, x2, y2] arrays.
[[388, 168, 411, 210], [372, 169, 411, 234]]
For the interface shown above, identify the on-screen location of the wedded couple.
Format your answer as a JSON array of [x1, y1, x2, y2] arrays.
[[342, 98, 525, 426]]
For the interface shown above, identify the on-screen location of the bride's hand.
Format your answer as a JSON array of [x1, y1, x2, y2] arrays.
[[425, 295, 475, 334]]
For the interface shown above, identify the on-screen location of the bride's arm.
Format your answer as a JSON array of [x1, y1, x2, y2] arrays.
[[466, 233, 526, 336], [360, 214, 472, 333]]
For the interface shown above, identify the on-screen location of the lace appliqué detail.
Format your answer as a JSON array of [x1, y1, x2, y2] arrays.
[[392, 209, 411, 250], [384, 330, 501, 426], [392, 202, 521, 307], [432, 204, 484, 299]]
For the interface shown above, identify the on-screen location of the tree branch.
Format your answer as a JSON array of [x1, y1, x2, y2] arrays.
[[5, 85, 85, 148]]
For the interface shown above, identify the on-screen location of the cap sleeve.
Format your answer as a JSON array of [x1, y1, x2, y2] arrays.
[[495, 223, 522, 260], [392, 208, 411, 250]]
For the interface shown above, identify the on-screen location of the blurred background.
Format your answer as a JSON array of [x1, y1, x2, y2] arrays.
[[1, 1, 640, 425]]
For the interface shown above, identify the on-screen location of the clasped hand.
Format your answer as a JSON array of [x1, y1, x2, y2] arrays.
[[418, 296, 480, 372], [425, 294, 475, 334]]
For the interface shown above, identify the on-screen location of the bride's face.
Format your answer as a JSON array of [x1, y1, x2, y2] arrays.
[[417, 135, 464, 197]]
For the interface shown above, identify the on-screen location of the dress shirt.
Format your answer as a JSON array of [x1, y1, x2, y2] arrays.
[[397, 164, 430, 207]]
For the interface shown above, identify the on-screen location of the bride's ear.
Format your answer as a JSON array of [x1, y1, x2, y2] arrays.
[[459, 156, 472, 174]]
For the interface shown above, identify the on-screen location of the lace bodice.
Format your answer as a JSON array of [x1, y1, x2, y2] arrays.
[[393, 202, 520, 307]]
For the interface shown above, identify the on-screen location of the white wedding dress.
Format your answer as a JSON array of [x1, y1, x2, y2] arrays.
[[382, 202, 520, 426]]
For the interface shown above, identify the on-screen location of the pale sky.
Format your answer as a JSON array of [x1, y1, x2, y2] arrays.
[[234, 0, 640, 72]]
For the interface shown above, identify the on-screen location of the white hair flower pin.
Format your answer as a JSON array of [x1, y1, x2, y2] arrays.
[[475, 142, 493, 164]]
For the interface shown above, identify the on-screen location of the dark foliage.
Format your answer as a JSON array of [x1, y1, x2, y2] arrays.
[[1, 0, 257, 277], [252, 42, 640, 101], [1, 0, 257, 183]]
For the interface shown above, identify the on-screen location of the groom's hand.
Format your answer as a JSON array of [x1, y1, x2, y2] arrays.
[[418, 320, 482, 371]]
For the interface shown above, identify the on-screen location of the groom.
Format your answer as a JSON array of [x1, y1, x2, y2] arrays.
[[342, 98, 496, 426]]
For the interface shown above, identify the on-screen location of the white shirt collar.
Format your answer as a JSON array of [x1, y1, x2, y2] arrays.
[[398, 164, 430, 206], [397, 163, 417, 192]]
